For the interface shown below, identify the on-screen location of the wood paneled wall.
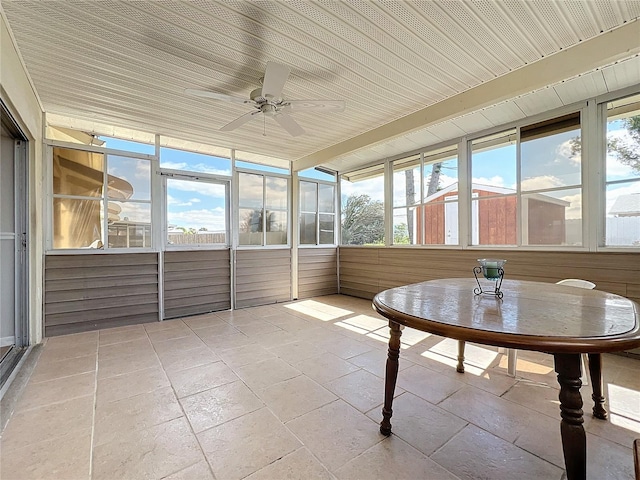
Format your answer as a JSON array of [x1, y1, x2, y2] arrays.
[[235, 249, 291, 308], [339, 246, 640, 354], [298, 248, 338, 299], [339, 247, 640, 303], [163, 250, 230, 319], [44, 254, 159, 336]]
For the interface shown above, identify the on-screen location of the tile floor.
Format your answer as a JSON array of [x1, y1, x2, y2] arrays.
[[1, 294, 639, 480]]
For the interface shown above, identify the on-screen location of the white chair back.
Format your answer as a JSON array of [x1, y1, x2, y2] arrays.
[[556, 279, 596, 290]]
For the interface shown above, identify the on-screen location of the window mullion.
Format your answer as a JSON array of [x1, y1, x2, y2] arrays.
[[103, 154, 109, 248]]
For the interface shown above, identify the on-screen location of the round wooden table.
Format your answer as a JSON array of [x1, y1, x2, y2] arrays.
[[373, 278, 640, 480]]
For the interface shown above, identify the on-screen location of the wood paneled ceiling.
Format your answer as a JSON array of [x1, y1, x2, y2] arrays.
[[2, 1, 639, 171]]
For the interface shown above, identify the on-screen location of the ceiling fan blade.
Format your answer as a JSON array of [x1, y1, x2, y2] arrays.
[[282, 100, 345, 113], [273, 112, 305, 137], [261, 62, 290, 99], [220, 111, 261, 132], [185, 88, 252, 105]]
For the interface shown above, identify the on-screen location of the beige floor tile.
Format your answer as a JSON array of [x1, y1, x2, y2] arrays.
[[583, 411, 640, 450], [235, 357, 301, 390], [268, 339, 327, 364], [143, 318, 187, 333], [98, 326, 148, 346], [513, 410, 565, 468], [30, 353, 96, 383], [38, 340, 98, 363], [367, 392, 467, 456], [295, 353, 361, 385], [198, 408, 301, 480], [335, 436, 459, 480], [397, 364, 465, 405], [250, 329, 299, 348], [147, 325, 196, 343], [180, 380, 264, 433], [98, 337, 155, 360], [286, 399, 385, 472], [167, 360, 239, 398], [152, 334, 207, 355], [316, 336, 373, 360], [502, 379, 561, 419], [0, 430, 91, 480], [97, 365, 169, 405], [439, 385, 543, 443], [347, 349, 414, 378], [586, 432, 636, 480], [431, 425, 563, 480], [1, 395, 94, 452], [16, 371, 96, 412], [162, 460, 215, 480], [44, 331, 98, 348], [201, 331, 256, 352], [183, 314, 230, 330], [193, 322, 243, 340], [94, 386, 183, 446], [265, 313, 317, 332], [235, 321, 284, 337], [258, 375, 337, 422], [92, 417, 203, 480], [97, 348, 161, 379], [325, 369, 399, 413], [245, 447, 333, 480], [157, 345, 220, 373], [218, 343, 277, 368]]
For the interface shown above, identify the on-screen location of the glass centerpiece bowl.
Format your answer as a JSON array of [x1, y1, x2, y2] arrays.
[[477, 258, 507, 280]]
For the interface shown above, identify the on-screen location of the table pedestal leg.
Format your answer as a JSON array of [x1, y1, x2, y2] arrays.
[[380, 321, 402, 436], [554, 353, 586, 480], [587, 353, 607, 420], [456, 340, 465, 373]]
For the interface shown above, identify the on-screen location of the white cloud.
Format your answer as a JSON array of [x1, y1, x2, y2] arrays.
[[161, 161, 230, 176], [606, 128, 638, 178], [521, 175, 564, 191], [167, 207, 226, 231], [556, 139, 581, 166], [471, 176, 505, 188], [559, 193, 582, 220], [341, 176, 385, 202]]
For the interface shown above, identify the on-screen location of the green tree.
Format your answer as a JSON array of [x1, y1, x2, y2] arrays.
[[341, 194, 384, 245], [393, 223, 410, 244], [571, 115, 640, 174]]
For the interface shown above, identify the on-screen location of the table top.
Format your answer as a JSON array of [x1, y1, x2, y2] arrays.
[[373, 278, 640, 354]]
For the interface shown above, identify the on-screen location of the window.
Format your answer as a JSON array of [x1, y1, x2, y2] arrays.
[[160, 147, 231, 176], [300, 180, 335, 245], [166, 178, 228, 246], [470, 113, 582, 247], [392, 146, 459, 245], [238, 172, 288, 246], [52, 147, 151, 249], [605, 93, 640, 247], [340, 165, 384, 245]]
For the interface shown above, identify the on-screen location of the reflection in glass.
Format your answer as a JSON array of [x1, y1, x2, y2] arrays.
[[266, 177, 288, 210], [471, 195, 517, 246], [319, 214, 335, 244], [238, 173, 264, 209], [107, 156, 151, 200], [606, 182, 640, 246], [523, 189, 582, 246], [53, 198, 102, 249], [107, 202, 151, 248], [266, 210, 287, 245], [318, 184, 335, 213], [471, 130, 516, 191], [300, 181, 317, 212], [238, 208, 263, 245], [300, 213, 317, 245], [53, 147, 104, 197]]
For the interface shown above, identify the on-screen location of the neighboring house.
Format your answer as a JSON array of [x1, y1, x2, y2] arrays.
[[416, 183, 569, 245], [608, 193, 640, 246]]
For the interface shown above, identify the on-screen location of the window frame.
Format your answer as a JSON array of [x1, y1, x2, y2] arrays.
[[299, 177, 337, 247], [47, 140, 155, 253]]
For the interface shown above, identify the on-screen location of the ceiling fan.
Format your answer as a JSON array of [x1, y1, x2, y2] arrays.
[[185, 62, 345, 137]]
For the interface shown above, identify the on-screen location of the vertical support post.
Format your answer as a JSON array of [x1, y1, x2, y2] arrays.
[[380, 321, 402, 436], [554, 353, 586, 480]]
